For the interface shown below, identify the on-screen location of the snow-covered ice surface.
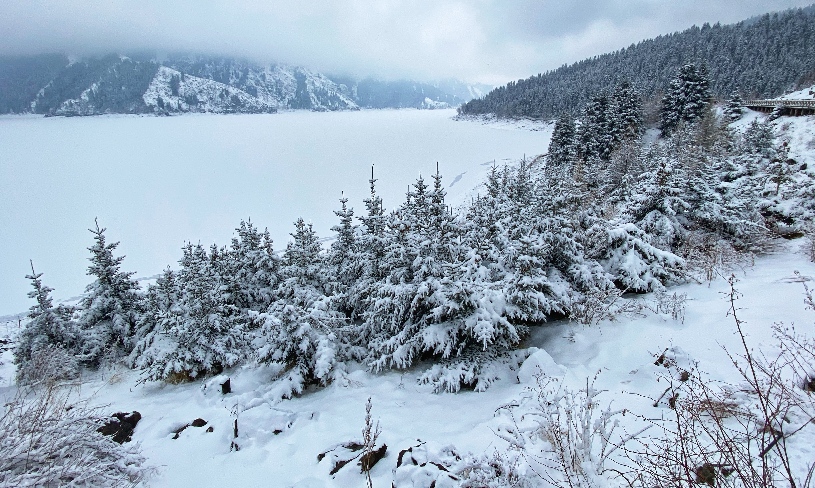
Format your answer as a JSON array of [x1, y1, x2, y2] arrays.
[[0, 109, 550, 315], [2, 239, 813, 487]]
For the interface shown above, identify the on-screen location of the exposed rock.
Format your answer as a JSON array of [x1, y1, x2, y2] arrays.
[[98, 411, 141, 444], [359, 444, 387, 472]]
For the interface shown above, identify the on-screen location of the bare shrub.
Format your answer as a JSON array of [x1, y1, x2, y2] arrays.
[[570, 286, 644, 326], [360, 397, 384, 488], [681, 232, 754, 283], [804, 228, 815, 263], [647, 289, 688, 322], [0, 384, 151, 486], [630, 275, 815, 488]]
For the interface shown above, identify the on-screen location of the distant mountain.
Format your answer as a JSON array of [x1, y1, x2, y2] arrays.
[[459, 6, 815, 120], [0, 53, 490, 116]]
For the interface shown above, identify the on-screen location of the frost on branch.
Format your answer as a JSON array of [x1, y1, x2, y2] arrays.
[[0, 386, 151, 486]]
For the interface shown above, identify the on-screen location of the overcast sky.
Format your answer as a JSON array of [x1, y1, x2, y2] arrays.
[[1, 0, 812, 85]]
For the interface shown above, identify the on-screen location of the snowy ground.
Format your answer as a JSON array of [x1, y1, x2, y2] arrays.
[[2, 238, 813, 487], [0, 109, 552, 316]]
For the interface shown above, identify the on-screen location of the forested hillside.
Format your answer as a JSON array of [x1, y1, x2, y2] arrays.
[[459, 6, 815, 120]]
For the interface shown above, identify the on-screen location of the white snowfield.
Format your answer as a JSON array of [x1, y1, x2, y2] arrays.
[[0, 109, 551, 316]]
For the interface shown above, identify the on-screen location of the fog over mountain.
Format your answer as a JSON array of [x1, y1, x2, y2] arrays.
[[1, 1, 812, 85]]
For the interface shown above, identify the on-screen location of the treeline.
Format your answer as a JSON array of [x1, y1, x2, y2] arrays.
[[15, 71, 815, 394], [459, 6, 815, 120]]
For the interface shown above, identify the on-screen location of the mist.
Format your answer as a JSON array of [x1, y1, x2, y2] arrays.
[[1, 1, 812, 85]]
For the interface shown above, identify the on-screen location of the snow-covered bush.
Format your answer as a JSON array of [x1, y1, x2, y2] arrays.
[[583, 221, 684, 292], [16, 343, 78, 386], [492, 375, 643, 488], [418, 349, 530, 394], [0, 385, 150, 486]]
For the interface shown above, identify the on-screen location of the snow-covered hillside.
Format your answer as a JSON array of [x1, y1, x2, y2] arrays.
[[2, 236, 813, 487], [143, 67, 275, 114], [779, 85, 815, 100]]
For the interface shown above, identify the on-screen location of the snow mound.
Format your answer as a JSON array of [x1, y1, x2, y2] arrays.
[[517, 347, 565, 383]]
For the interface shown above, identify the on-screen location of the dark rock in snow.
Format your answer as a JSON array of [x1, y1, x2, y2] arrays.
[[98, 411, 141, 444], [359, 444, 387, 472]]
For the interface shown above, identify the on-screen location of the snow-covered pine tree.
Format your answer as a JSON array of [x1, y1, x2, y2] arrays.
[[741, 119, 776, 158], [129, 267, 179, 371], [345, 168, 390, 349], [724, 89, 746, 121], [622, 144, 692, 252], [325, 194, 362, 316], [76, 220, 142, 367], [582, 219, 684, 293], [503, 231, 567, 323], [134, 243, 245, 382], [253, 218, 346, 395], [547, 113, 577, 168], [225, 220, 279, 313], [14, 263, 80, 383], [611, 81, 644, 141], [578, 94, 617, 163], [364, 171, 522, 375], [660, 63, 712, 135]]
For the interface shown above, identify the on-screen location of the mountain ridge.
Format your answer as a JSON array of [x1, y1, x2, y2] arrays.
[[459, 6, 815, 120], [0, 53, 489, 116]]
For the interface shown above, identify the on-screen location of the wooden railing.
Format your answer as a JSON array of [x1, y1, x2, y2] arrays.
[[745, 99, 815, 108]]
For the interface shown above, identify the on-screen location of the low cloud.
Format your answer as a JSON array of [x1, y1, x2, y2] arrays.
[[0, 0, 811, 84]]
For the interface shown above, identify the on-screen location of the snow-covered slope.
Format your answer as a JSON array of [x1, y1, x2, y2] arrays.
[[163, 56, 358, 111], [143, 66, 274, 114], [779, 84, 815, 100], [2, 239, 812, 487]]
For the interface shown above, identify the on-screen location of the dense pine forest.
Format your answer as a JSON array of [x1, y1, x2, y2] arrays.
[[459, 6, 815, 120]]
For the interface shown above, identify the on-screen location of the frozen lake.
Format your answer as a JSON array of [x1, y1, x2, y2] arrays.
[[0, 109, 551, 315]]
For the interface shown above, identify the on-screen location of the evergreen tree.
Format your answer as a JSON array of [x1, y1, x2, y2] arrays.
[[611, 81, 644, 141], [660, 63, 712, 135], [547, 113, 577, 168], [76, 220, 142, 366], [724, 89, 746, 121], [578, 94, 617, 162], [14, 263, 80, 382], [134, 243, 245, 381], [225, 220, 279, 312], [326, 194, 360, 303], [253, 218, 346, 396]]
